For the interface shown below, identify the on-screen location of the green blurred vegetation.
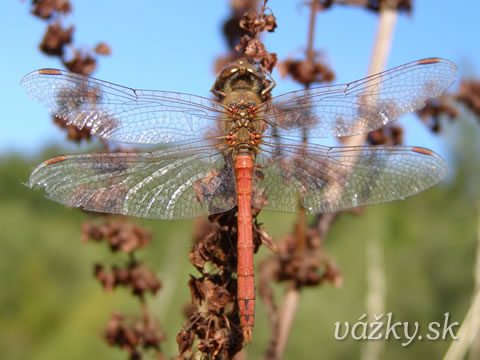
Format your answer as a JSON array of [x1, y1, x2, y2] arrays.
[[1, 118, 479, 360]]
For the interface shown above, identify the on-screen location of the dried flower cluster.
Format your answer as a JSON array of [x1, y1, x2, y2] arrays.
[[82, 219, 166, 358], [456, 79, 480, 119], [31, 0, 111, 75], [177, 211, 248, 358], [105, 312, 166, 360], [27, 3, 165, 359], [52, 115, 92, 142], [218, 0, 277, 73], [94, 263, 161, 297], [277, 57, 335, 87], [28, 0, 111, 142], [82, 221, 152, 253], [31, 0, 71, 19], [416, 78, 480, 133], [276, 1, 335, 89], [417, 97, 458, 133], [84, 221, 157, 298], [237, 8, 278, 71], [260, 226, 343, 289], [366, 126, 404, 145], [415, 77, 480, 133]]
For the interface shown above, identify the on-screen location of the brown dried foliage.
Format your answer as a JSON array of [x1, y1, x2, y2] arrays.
[[276, 1, 335, 88], [83, 218, 165, 358], [39, 24, 73, 56], [416, 78, 480, 132], [29, 0, 111, 140], [219, 0, 278, 72], [177, 211, 248, 357], [178, 209, 271, 358], [31, 0, 72, 19], [31, 0, 109, 74], [236, 6, 278, 72], [222, 0, 258, 49], [456, 79, 480, 119], [53, 115, 92, 142], [28, 3, 165, 358], [218, 1, 258, 74], [177, 310, 242, 360], [82, 220, 152, 253], [239, 9, 277, 34], [63, 52, 98, 75], [105, 312, 166, 360], [94, 261, 161, 298], [95, 42, 113, 56], [258, 213, 343, 306], [417, 97, 459, 133], [262, 228, 343, 288], [367, 125, 404, 145], [277, 58, 335, 87]]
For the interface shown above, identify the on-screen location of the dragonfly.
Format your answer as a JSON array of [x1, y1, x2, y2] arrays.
[[22, 57, 457, 342]]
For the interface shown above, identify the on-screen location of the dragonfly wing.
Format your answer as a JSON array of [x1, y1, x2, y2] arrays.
[[252, 142, 447, 213], [29, 146, 236, 219], [21, 69, 227, 145], [263, 58, 457, 138]]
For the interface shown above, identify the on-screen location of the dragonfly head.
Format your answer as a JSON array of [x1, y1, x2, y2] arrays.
[[211, 58, 266, 99]]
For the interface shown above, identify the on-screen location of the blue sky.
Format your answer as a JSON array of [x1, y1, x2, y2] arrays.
[[1, 1, 479, 160]]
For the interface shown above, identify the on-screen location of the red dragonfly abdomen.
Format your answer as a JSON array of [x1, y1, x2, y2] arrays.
[[234, 153, 255, 343]]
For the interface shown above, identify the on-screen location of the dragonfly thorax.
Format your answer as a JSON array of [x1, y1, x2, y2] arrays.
[[222, 89, 264, 156]]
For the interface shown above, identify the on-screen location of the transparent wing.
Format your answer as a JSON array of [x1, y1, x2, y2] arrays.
[[262, 58, 457, 138], [21, 69, 227, 145], [28, 144, 237, 219], [252, 141, 447, 213]]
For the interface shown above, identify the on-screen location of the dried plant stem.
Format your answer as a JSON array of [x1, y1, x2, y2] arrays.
[[443, 291, 480, 359], [269, 6, 398, 360], [469, 205, 480, 359], [295, 207, 307, 252], [353, 10, 396, 360], [445, 204, 480, 360], [273, 283, 301, 359], [353, 10, 396, 359], [271, 205, 308, 359], [361, 239, 386, 360], [306, 0, 319, 62], [268, 2, 319, 359], [267, 224, 304, 359], [345, 5, 397, 147], [367, 7, 397, 75]]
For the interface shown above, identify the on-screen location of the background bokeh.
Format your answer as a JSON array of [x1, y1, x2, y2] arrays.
[[1, 1, 480, 359]]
